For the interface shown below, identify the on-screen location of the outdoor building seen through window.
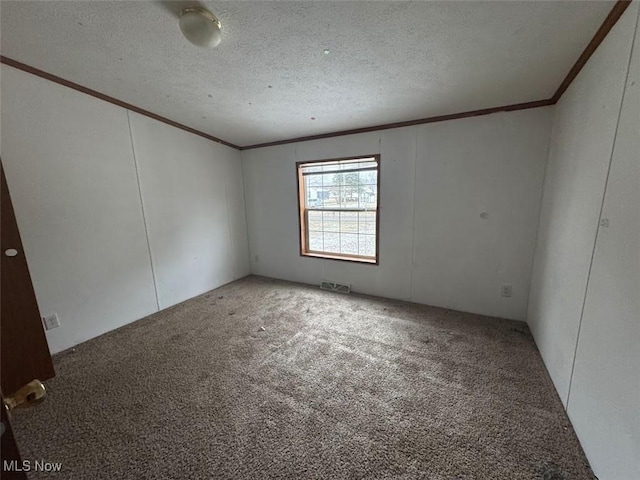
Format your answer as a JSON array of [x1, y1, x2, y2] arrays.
[[297, 156, 379, 264]]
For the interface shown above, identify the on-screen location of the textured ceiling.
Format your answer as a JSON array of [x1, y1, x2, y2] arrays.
[[1, 1, 614, 147]]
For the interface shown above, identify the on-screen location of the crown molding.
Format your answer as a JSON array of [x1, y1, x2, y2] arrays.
[[241, 0, 632, 150], [1, 1, 631, 151], [0, 56, 241, 150], [552, 0, 632, 103], [240, 99, 555, 150]]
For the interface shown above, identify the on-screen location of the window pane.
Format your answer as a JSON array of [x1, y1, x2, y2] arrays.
[[323, 232, 340, 254], [358, 234, 376, 257], [308, 231, 323, 251], [339, 212, 358, 233], [341, 233, 358, 255], [305, 176, 327, 208], [303, 171, 378, 210], [321, 173, 334, 188], [322, 211, 339, 232], [358, 212, 376, 234], [308, 211, 322, 231], [359, 170, 377, 185], [306, 174, 322, 187]]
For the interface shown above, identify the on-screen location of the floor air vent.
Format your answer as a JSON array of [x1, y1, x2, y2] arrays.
[[320, 280, 351, 294]]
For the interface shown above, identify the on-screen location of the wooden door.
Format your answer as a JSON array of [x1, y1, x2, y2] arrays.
[[1, 163, 55, 395], [1, 393, 28, 480]]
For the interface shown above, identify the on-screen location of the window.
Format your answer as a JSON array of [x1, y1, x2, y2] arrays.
[[297, 155, 380, 264]]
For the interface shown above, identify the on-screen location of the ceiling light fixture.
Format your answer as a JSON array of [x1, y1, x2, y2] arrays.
[[179, 6, 222, 48]]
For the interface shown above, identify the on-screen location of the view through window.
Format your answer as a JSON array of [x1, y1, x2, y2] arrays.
[[297, 155, 379, 263]]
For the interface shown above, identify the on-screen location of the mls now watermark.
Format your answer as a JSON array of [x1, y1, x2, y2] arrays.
[[3, 459, 63, 473]]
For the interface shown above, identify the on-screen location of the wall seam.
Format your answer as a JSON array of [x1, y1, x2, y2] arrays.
[[565, 8, 639, 408], [238, 151, 253, 276], [408, 127, 419, 302], [223, 174, 237, 281], [126, 110, 161, 311], [524, 106, 556, 324]]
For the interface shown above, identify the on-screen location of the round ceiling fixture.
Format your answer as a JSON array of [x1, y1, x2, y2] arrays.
[[179, 6, 222, 48]]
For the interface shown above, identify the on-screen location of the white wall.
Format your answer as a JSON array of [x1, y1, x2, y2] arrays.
[[527, 4, 639, 479], [568, 20, 640, 478], [242, 107, 552, 321], [527, 4, 638, 406], [0, 64, 250, 354], [128, 113, 249, 309], [411, 113, 550, 319], [1, 66, 158, 354]]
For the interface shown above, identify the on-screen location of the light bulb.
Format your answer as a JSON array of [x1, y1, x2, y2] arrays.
[[179, 7, 222, 49]]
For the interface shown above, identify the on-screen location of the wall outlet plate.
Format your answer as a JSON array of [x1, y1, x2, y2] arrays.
[[43, 313, 60, 330], [501, 284, 513, 298]]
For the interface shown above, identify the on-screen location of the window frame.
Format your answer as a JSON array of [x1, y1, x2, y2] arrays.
[[296, 154, 380, 265]]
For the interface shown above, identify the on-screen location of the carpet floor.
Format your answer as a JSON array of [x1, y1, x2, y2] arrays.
[[12, 275, 593, 479]]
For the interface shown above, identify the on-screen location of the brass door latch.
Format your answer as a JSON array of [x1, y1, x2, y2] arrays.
[[3, 379, 46, 412]]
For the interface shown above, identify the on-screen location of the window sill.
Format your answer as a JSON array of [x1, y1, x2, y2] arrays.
[[301, 251, 378, 265]]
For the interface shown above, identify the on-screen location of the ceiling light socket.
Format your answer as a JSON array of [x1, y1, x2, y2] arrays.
[[179, 6, 222, 49]]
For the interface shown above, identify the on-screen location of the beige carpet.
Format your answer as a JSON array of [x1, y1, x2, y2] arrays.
[[12, 275, 593, 479]]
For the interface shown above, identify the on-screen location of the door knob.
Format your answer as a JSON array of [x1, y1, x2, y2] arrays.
[[3, 380, 46, 411], [4, 248, 18, 257]]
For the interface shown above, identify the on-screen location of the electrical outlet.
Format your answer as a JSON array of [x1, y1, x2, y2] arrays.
[[501, 284, 512, 298], [43, 313, 60, 330]]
